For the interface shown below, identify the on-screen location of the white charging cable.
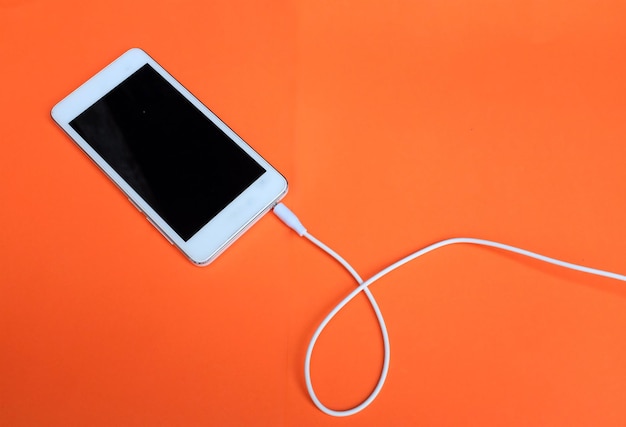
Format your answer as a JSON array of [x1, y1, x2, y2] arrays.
[[273, 203, 626, 417]]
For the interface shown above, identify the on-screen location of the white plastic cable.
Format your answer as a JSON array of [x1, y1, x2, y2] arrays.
[[273, 203, 626, 417], [302, 231, 390, 417]]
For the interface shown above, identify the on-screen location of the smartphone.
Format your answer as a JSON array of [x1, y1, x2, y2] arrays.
[[51, 48, 288, 266]]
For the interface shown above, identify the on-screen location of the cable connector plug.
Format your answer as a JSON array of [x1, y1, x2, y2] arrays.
[[273, 203, 307, 236]]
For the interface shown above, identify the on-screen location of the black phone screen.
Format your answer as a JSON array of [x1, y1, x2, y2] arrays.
[[69, 64, 266, 241]]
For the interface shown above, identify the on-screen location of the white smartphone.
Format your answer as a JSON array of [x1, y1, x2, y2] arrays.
[[51, 48, 288, 266]]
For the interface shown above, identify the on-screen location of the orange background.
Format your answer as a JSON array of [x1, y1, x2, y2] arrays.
[[2, 1, 626, 425]]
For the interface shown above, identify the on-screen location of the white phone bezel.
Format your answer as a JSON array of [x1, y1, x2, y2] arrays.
[[51, 48, 288, 265]]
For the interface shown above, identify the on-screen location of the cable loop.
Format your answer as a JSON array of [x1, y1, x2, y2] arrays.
[[273, 203, 626, 417]]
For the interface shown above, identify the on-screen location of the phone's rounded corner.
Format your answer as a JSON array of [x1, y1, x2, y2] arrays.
[[125, 47, 148, 58], [187, 248, 225, 268], [278, 176, 289, 198], [190, 256, 213, 268], [50, 104, 69, 134], [178, 247, 214, 268], [50, 103, 61, 123]]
